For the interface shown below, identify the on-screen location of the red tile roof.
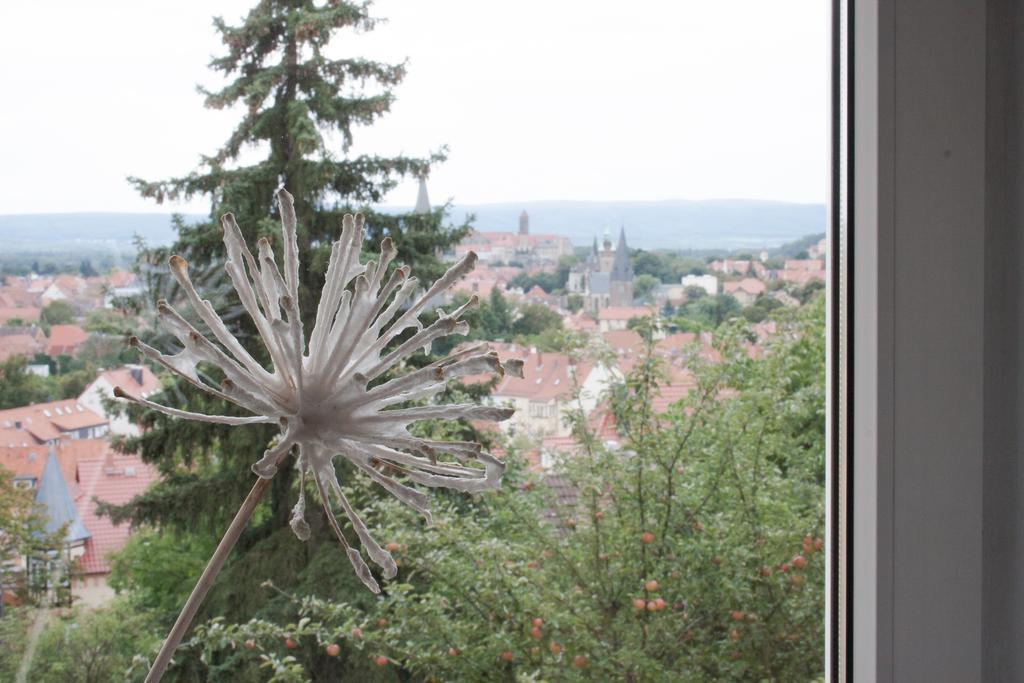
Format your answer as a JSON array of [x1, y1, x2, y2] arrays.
[[74, 453, 160, 575], [106, 269, 136, 288], [775, 269, 826, 285], [96, 365, 161, 399], [0, 399, 107, 446], [0, 438, 109, 488], [722, 278, 766, 296], [0, 306, 41, 324], [46, 324, 89, 356], [457, 342, 591, 403], [496, 351, 591, 402], [0, 332, 43, 362], [784, 259, 825, 271]]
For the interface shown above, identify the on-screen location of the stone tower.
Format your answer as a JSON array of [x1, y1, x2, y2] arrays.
[[609, 227, 634, 307], [518, 210, 530, 235]]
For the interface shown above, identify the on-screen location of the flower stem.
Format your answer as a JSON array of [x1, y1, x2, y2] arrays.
[[145, 476, 272, 683]]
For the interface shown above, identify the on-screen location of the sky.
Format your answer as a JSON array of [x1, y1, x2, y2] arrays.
[[0, 1, 827, 215]]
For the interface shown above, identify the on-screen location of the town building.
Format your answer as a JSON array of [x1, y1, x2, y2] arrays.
[[0, 325, 45, 362], [567, 227, 636, 314], [78, 365, 161, 436], [597, 305, 652, 332], [722, 278, 767, 306], [681, 274, 719, 297], [0, 399, 109, 447], [465, 343, 615, 440], [73, 451, 160, 605], [45, 324, 89, 357]]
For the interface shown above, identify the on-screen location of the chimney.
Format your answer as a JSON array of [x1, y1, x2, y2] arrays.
[[129, 365, 143, 386]]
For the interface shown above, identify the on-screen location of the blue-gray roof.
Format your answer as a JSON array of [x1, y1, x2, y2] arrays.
[[34, 448, 90, 544], [610, 227, 633, 282], [589, 272, 610, 294]]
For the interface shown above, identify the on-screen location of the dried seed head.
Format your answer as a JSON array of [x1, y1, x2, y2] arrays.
[[115, 192, 515, 592]]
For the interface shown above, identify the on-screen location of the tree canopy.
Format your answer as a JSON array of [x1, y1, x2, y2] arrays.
[[109, 0, 472, 629]]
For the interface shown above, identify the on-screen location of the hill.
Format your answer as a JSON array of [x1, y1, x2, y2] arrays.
[[0, 199, 825, 257], [394, 199, 825, 250]]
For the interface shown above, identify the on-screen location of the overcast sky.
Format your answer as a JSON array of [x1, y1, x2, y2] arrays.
[[0, 1, 827, 215]]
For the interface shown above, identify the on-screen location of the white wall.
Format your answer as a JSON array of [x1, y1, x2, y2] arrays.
[[79, 378, 139, 436]]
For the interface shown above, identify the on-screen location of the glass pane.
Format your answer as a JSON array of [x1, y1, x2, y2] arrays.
[[0, 1, 833, 680]]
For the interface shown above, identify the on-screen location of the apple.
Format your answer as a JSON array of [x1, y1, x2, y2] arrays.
[[653, 598, 666, 611], [803, 535, 814, 554], [730, 628, 740, 642], [377, 618, 388, 627], [549, 642, 562, 655], [711, 555, 722, 566], [385, 542, 400, 553], [448, 647, 459, 656], [778, 562, 790, 573], [326, 643, 340, 657], [646, 600, 658, 612], [500, 651, 514, 662], [532, 617, 544, 627], [814, 537, 824, 551], [565, 518, 577, 529], [645, 580, 659, 592], [351, 627, 363, 639], [244, 639, 256, 651], [632, 598, 647, 611], [641, 531, 655, 544], [573, 654, 588, 668], [791, 555, 807, 569], [375, 655, 389, 666], [594, 510, 604, 521], [527, 561, 540, 570], [759, 566, 772, 577], [285, 637, 298, 650], [791, 574, 806, 586], [530, 626, 542, 639], [599, 553, 610, 562], [693, 521, 705, 532], [730, 610, 745, 622]]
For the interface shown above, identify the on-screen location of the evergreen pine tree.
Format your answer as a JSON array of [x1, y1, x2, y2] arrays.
[[110, 0, 470, 630]]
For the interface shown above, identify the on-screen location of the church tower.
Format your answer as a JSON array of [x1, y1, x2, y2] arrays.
[[518, 210, 530, 235], [609, 227, 634, 306]]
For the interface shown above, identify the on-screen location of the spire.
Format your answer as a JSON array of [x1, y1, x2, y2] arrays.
[[610, 226, 633, 282], [591, 236, 599, 257], [413, 175, 431, 215], [35, 446, 90, 544]]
